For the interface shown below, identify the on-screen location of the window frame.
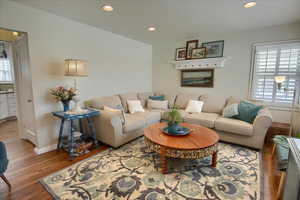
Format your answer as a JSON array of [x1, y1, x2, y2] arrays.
[[248, 40, 300, 109], [0, 58, 13, 83]]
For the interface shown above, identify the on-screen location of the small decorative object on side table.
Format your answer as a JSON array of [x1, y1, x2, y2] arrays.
[[52, 109, 100, 160]]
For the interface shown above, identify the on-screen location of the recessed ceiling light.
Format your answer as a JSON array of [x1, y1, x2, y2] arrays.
[[148, 27, 156, 32], [244, 1, 256, 8], [12, 32, 19, 36], [102, 4, 114, 11]]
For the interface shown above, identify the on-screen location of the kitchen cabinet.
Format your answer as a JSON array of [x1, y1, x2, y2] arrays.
[[0, 92, 17, 120], [0, 94, 8, 119], [7, 93, 17, 117]]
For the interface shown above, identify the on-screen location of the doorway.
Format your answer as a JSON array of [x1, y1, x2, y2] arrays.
[[0, 28, 37, 146]]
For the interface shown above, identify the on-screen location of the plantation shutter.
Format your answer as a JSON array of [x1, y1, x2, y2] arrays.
[[251, 42, 300, 107]]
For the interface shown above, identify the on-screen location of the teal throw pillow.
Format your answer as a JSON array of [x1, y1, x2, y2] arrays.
[[149, 95, 165, 101], [234, 101, 263, 123], [222, 103, 239, 118]]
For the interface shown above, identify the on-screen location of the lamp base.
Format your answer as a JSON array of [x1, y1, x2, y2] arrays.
[[68, 101, 88, 115]]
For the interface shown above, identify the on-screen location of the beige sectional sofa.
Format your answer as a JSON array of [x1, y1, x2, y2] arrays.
[[85, 92, 272, 149]]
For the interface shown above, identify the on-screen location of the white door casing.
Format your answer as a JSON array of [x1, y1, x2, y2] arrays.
[[12, 34, 37, 145]]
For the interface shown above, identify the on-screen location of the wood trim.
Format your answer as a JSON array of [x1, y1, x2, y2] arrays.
[[34, 144, 57, 155]]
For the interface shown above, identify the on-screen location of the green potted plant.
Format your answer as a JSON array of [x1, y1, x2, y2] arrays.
[[165, 108, 183, 133]]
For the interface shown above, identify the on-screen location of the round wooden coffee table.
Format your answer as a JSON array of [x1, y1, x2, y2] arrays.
[[144, 122, 219, 174]]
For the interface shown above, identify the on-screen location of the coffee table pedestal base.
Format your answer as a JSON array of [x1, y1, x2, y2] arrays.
[[159, 151, 218, 174], [212, 151, 218, 168]]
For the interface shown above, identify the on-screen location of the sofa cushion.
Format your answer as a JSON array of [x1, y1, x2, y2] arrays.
[[155, 92, 177, 108], [138, 92, 154, 107], [147, 100, 168, 110], [142, 111, 161, 126], [88, 95, 123, 110], [123, 114, 145, 133], [119, 93, 138, 113], [184, 112, 219, 128], [215, 117, 253, 136], [225, 96, 241, 107], [123, 111, 160, 133], [201, 95, 226, 114], [174, 93, 201, 109]]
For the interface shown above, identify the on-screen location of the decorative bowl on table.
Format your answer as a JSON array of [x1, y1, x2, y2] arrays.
[[162, 124, 191, 136]]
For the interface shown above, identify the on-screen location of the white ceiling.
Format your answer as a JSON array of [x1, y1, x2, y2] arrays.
[[11, 0, 300, 44]]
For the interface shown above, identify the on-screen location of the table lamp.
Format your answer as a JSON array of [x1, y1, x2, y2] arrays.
[[64, 59, 88, 113], [274, 76, 286, 90]]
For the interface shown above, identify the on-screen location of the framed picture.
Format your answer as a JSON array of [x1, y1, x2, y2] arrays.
[[181, 69, 214, 87], [202, 40, 224, 58], [185, 40, 198, 59], [191, 47, 206, 59], [175, 48, 187, 61]]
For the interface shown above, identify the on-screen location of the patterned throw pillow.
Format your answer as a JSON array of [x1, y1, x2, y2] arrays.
[[149, 95, 165, 101], [222, 103, 239, 118], [234, 101, 263, 123]]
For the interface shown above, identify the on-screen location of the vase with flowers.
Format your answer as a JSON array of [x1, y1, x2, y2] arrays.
[[50, 86, 77, 112]]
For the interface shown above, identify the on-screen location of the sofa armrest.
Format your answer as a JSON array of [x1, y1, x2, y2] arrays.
[[92, 110, 124, 147], [252, 108, 273, 149], [253, 108, 273, 129]]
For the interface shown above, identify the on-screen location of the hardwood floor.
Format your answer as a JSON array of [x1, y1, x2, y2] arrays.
[[0, 120, 19, 142], [0, 122, 280, 200]]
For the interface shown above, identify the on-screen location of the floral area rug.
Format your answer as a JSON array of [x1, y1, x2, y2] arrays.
[[40, 137, 262, 200]]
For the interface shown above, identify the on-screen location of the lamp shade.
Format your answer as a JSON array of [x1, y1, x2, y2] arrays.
[[64, 59, 88, 77], [274, 76, 286, 83]]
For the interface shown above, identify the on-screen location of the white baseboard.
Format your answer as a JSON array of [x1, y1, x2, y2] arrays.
[[34, 144, 57, 155]]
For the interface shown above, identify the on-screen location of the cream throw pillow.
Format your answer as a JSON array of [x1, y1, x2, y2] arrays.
[[127, 100, 145, 114], [147, 99, 168, 110], [103, 106, 126, 124], [185, 100, 204, 113]]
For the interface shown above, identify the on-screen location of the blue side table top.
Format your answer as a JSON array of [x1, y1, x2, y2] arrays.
[[52, 109, 100, 120]]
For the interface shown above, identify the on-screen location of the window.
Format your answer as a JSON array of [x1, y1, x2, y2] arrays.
[[250, 41, 300, 107], [0, 58, 13, 82]]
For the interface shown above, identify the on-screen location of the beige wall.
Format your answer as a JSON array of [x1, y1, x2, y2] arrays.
[[0, 0, 152, 148], [152, 23, 300, 125]]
